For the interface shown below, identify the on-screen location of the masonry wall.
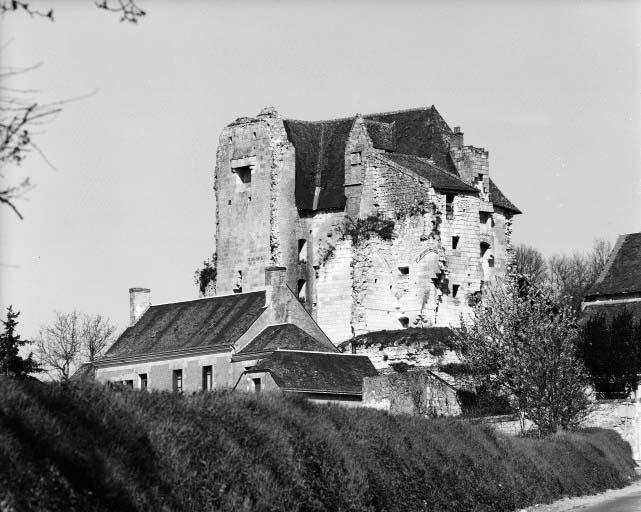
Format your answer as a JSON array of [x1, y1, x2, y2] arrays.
[[95, 350, 243, 392], [362, 369, 461, 417], [349, 342, 459, 371]]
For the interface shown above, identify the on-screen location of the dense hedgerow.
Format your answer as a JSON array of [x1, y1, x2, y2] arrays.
[[0, 378, 636, 512]]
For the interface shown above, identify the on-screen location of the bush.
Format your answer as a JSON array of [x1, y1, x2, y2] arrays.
[[0, 378, 636, 512]]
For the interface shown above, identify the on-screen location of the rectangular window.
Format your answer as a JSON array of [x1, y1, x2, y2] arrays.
[[233, 165, 252, 192], [253, 378, 262, 393], [445, 193, 455, 219], [398, 266, 409, 275], [202, 366, 213, 391], [139, 373, 148, 390], [452, 284, 460, 298], [124, 380, 134, 388], [298, 239, 307, 264], [350, 152, 362, 165], [173, 369, 183, 393], [452, 236, 460, 249]]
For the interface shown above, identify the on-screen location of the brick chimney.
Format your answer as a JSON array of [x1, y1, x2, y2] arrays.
[[129, 287, 150, 326], [264, 266, 287, 308], [451, 126, 464, 149]]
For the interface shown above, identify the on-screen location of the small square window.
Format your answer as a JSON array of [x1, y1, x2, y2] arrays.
[[398, 266, 409, 275], [124, 380, 134, 388]]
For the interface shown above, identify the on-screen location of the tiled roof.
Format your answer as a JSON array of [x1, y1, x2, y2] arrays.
[[104, 291, 266, 359], [586, 233, 641, 297], [581, 301, 641, 326], [283, 107, 455, 211], [383, 153, 478, 193], [489, 179, 521, 214], [340, 327, 455, 350], [249, 350, 378, 395], [235, 324, 337, 356], [364, 120, 396, 151]]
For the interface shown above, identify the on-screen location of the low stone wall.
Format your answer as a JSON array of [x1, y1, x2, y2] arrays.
[[362, 369, 461, 417], [583, 400, 641, 461]]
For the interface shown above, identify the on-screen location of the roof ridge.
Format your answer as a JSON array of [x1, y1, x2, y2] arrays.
[[283, 106, 434, 125], [275, 349, 368, 356], [150, 289, 266, 308]]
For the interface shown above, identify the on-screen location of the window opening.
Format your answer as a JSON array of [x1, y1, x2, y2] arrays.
[[452, 284, 460, 298], [173, 370, 183, 393], [202, 366, 213, 391], [488, 255, 495, 268], [124, 380, 134, 388], [445, 193, 455, 219], [253, 378, 262, 393], [452, 236, 460, 249], [139, 373, 148, 391], [298, 239, 307, 264], [233, 270, 242, 294], [398, 266, 409, 275], [297, 279, 307, 304], [233, 166, 252, 190], [480, 242, 490, 257], [398, 317, 410, 328]]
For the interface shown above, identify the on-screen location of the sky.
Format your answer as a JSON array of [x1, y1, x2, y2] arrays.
[[1, 0, 640, 339]]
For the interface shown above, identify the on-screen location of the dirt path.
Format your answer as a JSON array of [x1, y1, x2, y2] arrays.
[[518, 479, 641, 512]]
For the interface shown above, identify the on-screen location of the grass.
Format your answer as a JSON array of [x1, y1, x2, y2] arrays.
[[0, 377, 636, 512]]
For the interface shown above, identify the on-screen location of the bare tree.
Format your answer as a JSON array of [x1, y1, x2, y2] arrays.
[[81, 313, 117, 362], [0, 0, 145, 23], [514, 244, 547, 286], [36, 311, 82, 380]]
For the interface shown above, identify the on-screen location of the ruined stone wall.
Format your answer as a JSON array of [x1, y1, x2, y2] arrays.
[[583, 400, 641, 460], [214, 109, 296, 295], [349, 342, 459, 371], [362, 369, 461, 417]]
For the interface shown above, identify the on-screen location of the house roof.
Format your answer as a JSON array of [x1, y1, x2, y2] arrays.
[[489, 179, 521, 214], [104, 291, 266, 359], [249, 350, 378, 395], [382, 153, 478, 193], [340, 327, 455, 351], [581, 301, 641, 326], [283, 107, 455, 211], [586, 233, 641, 297], [235, 323, 337, 356]]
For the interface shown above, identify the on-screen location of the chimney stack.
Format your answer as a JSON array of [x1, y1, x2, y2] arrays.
[[264, 266, 287, 308], [129, 287, 151, 326], [451, 126, 464, 149]]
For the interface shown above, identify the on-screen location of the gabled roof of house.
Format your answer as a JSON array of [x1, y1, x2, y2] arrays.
[[235, 323, 337, 357], [104, 291, 266, 359], [340, 327, 455, 351], [248, 350, 378, 395], [382, 153, 478, 194], [489, 179, 521, 214], [581, 302, 641, 326], [586, 233, 641, 297]]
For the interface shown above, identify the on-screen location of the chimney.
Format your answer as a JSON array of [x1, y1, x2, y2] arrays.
[[264, 266, 287, 308], [451, 126, 464, 149], [129, 287, 150, 326]]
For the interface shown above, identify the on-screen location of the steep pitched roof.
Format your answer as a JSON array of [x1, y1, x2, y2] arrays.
[[283, 107, 455, 211], [235, 323, 337, 356], [249, 350, 378, 395], [341, 327, 455, 351], [489, 179, 521, 214], [104, 291, 266, 359], [383, 153, 478, 193], [586, 233, 641, 297]]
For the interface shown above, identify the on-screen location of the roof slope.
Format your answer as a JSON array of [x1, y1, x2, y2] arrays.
[[236, 324, 337, 356], [581, 302, 641, 326], [341, 327, 455, 351], [105, 291, 266, 359], [250, 351, 378, 394], [586, 233, 641, 297], [489, 179, 521, 214], [383, 153, 478, 193]]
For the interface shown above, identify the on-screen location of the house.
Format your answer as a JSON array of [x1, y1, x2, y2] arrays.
[[208, 106, 520, 344], [94, 267, 377, 402], [582, 232, 641, 324]]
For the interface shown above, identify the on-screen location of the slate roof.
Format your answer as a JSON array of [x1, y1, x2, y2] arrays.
[[340, 327, 455, 351], [104, 291, 266, 359], [383, 153, 478, 193], [581, 302, 641, 326], [235, 323, 337, 356], [249, 350, 378, 395], [364, 119, 396, 151], [489, 179, 521, 214], [586, 233, 641, 297]]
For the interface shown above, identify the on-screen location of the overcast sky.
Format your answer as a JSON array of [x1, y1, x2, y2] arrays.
[[1, 0, 640, 338]]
